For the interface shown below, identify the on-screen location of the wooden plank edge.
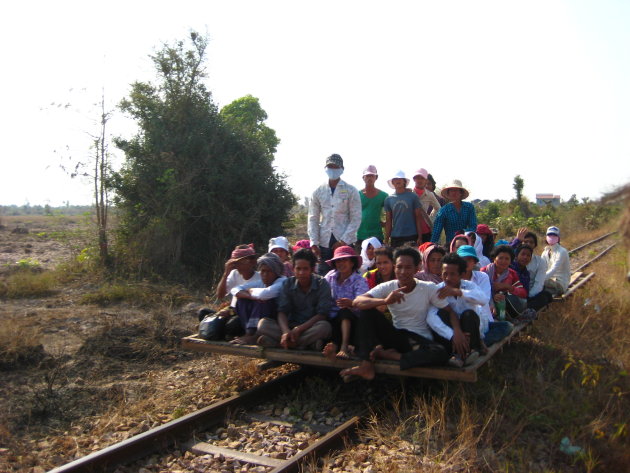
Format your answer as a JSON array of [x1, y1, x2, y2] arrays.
[[188, 441, 285, 468], [182, 337, 478, 382]]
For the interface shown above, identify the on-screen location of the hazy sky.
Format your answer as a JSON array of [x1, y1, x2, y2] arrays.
[[1, 0, 628, 206]]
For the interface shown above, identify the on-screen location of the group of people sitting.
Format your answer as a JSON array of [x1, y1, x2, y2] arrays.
[[198, 153, 571, 380]]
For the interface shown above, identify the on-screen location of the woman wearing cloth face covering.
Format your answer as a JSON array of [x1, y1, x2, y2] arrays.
[[541, 226, 570, 296]]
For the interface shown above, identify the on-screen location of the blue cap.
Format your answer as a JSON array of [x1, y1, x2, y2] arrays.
[[456, 245, 478, 262]]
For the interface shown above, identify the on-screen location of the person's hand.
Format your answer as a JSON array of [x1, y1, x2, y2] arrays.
[[384, 288, 405, 305], [451, 329, 470, 358], [493, 282, 512, 292], [437, 286, 462, 299], [416, 237, 423, 247], [311, 245, 321, 260], [516, 227, 528, 241], [336, 298, 354, 309], [493, 292, 506, 302], [224, 258, 238, 272]]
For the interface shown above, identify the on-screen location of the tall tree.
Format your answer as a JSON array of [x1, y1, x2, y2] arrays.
[[112, 32, 295, 277], [220, 95, 280, 161], [513, 175, 524, 202]]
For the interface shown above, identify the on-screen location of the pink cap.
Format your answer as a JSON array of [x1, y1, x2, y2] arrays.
[[362, 165, 378, 176], [413, 168, 428, 179]]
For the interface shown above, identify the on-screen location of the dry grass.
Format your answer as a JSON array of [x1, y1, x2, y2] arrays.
[[0, 268, 59, 298], [0, 324, 45, 370]]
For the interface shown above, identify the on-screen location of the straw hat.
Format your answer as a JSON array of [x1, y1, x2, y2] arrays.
[[440, 179, 470, 200]]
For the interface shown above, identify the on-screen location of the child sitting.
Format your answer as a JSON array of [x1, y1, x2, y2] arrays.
[[322, 246, 369, 360]]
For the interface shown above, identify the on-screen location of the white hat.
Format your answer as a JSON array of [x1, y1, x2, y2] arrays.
[[268, 236, 290, 253], [440, 179, 470, 200], [387, 170, 410, 189]]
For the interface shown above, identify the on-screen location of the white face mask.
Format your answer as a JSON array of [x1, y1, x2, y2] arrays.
[[325, 168, 343, 180], [546, 235, 559, 246]]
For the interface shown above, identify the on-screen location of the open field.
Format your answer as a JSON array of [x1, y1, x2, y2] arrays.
[[0, 215, 628, 472]]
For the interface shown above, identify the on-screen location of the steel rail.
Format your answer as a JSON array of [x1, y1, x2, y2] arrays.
[[568, 231, 617, 255], [573, 243, 617, 273], [48, 369, 304, 473]]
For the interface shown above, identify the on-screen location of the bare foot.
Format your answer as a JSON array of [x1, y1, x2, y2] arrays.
[[339, 361, 375, 381], [230, 334, 257, 345], [336, 349, 350, 360], [369, 345, 385, 361], [322, 342, 338, 361]]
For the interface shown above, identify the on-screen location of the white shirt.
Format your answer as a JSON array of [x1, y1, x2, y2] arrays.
[[542, 243, 570, 292], [226, 269, 262, 307], [230, 276, 287, 301], [427, 279, 487, 340], [469, 271, 493, 336], [308, 179, 362, 247], [367, 279, 448, 339], [526, 254, 548, 297], [417, 189, 442, 220]]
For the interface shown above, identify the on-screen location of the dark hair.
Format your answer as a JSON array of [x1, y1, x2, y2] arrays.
[[442, 252, 467, 273], [515, 243, 533, 257], [467, 232, 477, 244], [491, 244, 515, 262], [394, 246, 421, 267], [482, 233, 495, 258], [523, 232, 538, 248], [374, 246, 394, 262], [293, 248, 317, 268], [427, 174, 436, 187], [427, 246, 447, 259], [333, 256, 360, 272]]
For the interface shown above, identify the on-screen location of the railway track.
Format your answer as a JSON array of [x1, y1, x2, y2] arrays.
[[561, 231, 617, 299], [49, 367, 397, 473], [48, 231, 619, 473]]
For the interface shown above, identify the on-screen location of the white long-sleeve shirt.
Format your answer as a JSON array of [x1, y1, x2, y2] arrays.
[[427, 279, 487, 341], [542, 243, 570, 292], [230, 276, 287, 301], [308, 179, 362, 247], [526, 254, 548, 297]]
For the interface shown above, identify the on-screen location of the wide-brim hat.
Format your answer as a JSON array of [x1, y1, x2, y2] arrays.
[[441, 179, 470, 200], [268, 236, 290, 253], [325, 245, 362, 268], [387, 170, 410, 189]]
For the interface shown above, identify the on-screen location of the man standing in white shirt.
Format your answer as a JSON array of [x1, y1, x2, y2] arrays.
[[308, 154, 362, 275]]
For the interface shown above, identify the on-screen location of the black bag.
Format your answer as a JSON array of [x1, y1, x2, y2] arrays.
[[198, 314, 226, 340], [506, 294, 527, 318]]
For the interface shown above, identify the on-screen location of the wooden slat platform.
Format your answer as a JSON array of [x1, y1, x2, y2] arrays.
[[181, 320, 530, 382]]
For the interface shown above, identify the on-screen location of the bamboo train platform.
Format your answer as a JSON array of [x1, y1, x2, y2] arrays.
[[181, 319, 531, 382]]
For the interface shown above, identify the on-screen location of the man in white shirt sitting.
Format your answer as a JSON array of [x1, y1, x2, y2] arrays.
[[542, 226, 570, 296], [339, 247, 451, 381]]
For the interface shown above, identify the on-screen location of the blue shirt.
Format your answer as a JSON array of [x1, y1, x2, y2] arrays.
[[430, 202, 477, 245], [384, 191, 422, 237], [277, 274, 333, 325]]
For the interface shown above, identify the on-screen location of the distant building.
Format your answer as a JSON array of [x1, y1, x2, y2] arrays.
[[536, 193, 561, 207]]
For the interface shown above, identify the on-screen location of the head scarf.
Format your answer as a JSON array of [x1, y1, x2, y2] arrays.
[[416, 244, 443, 284], [257, 252, 284, 278], [449, 234, 471, 253], [466, 231, 491, 268], [359, 237, 382, 274], [231, 243, 256, 260]]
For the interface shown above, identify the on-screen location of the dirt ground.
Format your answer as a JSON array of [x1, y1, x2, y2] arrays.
[[0, 216, 292, 472]]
